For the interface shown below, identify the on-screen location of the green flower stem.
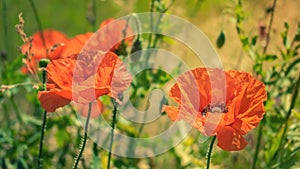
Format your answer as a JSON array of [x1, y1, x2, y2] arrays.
[[28, 0, 46, 50], [206, 136, 216, 169], [107, 101, 118, 169], [146, 0, 155, 49], [37, 69, 47, 169], [73, 102, 93, 169], [262, 0, 277, 54], [37, 109, 47, 169], [251, 120, 263, 169], [2, 0, 9, 57]]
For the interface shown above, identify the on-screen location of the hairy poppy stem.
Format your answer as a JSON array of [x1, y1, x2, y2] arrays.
[[107, 100, 118, 169], [37, 110, 47, 169], [73, 102, 93, 169], [37, 69, 47, 169], [206, 136, 216, 169]]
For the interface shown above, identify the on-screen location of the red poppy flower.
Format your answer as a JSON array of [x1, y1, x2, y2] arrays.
[[84, 18, 134, 52], [61, 32, 93, 57], [163, 68, 267, 151], [38, 52, 132, 112], [21, 29, 68, 74], [21, 29, 68, 60]]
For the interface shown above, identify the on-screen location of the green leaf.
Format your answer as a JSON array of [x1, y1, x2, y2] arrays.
[[285, 57, 300, 76], [263, 54, 278, 61], [294, 34, 300, 42], [216, 31, 225, 48], [265, 6, 274, 14], [265, 127, 284, 163], [251, 35, 258, 46], [241, 36, 249, 49], [284, 22, 289, 30]]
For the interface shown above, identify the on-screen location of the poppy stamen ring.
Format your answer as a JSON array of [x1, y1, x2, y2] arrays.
[[201, 102, 228, 116]]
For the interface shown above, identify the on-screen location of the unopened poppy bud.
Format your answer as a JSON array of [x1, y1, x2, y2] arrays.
[[130, 38, 142, 62], [39, 58, 50, 68]]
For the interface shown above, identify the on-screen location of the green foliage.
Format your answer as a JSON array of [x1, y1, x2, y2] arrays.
[[231, 1, 300, 168], [216, 31, 225, 48]]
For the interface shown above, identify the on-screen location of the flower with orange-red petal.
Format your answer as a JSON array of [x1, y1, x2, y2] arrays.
[[38, 51, 132, 112], [163, 68, 267, 151], [21, 29, 68, 74]]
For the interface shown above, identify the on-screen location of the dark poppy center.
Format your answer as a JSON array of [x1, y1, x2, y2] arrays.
[[201, 102, 228, 116]]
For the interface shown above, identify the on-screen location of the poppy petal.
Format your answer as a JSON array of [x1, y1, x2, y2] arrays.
[[216, 125, 248, 151], [111, 57, 132, 99], [22, 29, 68, 60], [62, 32, 93, 57], [38, 90, 72, 112], [163, 105, 180, 121], [96, 52, 132, 99], [46, 55, 77, 90], [228, 70, 267, 134]]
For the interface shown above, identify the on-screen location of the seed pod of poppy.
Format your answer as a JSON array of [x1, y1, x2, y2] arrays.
[[130, 38, 142, 62]]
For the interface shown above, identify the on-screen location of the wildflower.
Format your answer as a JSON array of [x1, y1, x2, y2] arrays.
[[38, 51, 132, 112], [61, 32, 93, 57], [61, 18, 134, 58], [21, 29, 67, 60], [21, 29, 68, 74], [163, 68, 267, 151], [91, 18, 134, 53]]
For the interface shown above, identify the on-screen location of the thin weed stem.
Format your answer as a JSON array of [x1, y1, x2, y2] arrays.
[[37, 110, 47, 169], [28, 0, 47, 52], [251, 119, 264, 169], [107, 100, 118, 169], [73, 102, 93, 169], [263, 0, 277, 54], [2, 0, 9, 57]]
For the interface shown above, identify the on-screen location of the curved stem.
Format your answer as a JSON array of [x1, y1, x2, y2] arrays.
[[263, 0, 277, 54], [73, 102, 93, 169], [206, 136, 216, 169], [107, 101, 118, 169], [251, 120, 263, 169]]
